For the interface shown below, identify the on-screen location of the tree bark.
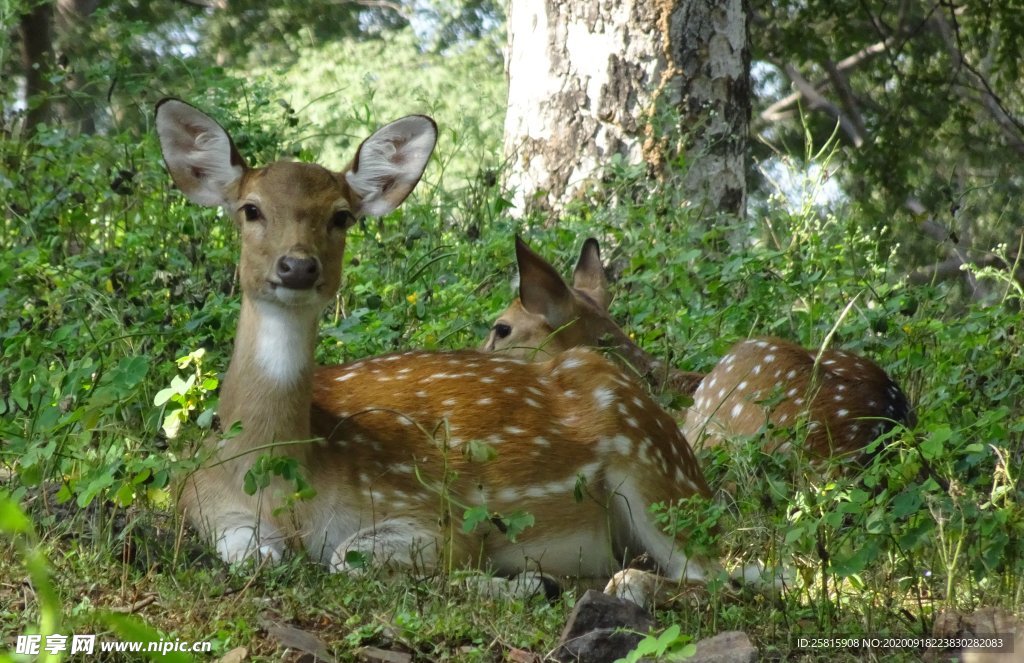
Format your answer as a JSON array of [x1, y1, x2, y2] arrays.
[[663, 0, 750, 219], [20, 2, 55, 132], [503, 0, 750, 219]]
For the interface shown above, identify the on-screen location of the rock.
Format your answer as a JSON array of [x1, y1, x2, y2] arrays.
[[261, 617, 336, 663], [217, 646, 248, 663], [506, 647, 541, 662], [559, 589, 655, 640], [552, 589, 655, 663], [928, 607, 1023, 663], [689, 631, 758, 663], [356, 646, 412, 663], [555, 628, 648, 663]]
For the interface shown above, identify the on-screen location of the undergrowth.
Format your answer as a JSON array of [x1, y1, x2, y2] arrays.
[[2, 57, 1022, 662]]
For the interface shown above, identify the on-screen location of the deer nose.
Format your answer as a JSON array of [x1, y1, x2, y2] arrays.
[[276, 255, 320, 290]]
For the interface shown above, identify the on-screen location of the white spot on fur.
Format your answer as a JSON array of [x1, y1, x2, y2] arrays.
[[593, 386, 615, 408], [559, 356, 584, 370]]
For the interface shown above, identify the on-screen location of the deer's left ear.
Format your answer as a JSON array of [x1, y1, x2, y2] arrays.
[[346, 115, 437, 218], [515, 236, 576, 328]]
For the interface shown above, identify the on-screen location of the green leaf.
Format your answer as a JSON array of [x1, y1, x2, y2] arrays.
[[162, 409, 183, 439], [344, 550, 368, 569], [77, 471, 115, 507], [500, 511, 534, 542], [920, 425, 952, 460], [464, 439, 497, 463], [462, 505, 490, 534], [573, 474, 587, 503], [243, 470, 258, 496], [0, 494, 31, 534], [196, 408, 216, 429], [153, 387, 176, 407]]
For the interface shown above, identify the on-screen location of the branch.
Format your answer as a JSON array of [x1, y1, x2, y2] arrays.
[[348, 0, 403, 13], [905, 196, 986, 299], [760, 38, 895, 122], [781, 64, 865, 146], [173, 0, 227, 9], [823, 59, 867, 141], [908, 253, 1006, 286], [931, 12, 1024, 157]]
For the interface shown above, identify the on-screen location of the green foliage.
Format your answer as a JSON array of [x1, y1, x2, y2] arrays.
[[257, 26, 505, 188], [154, 349, 219, 439], [0, 493, 62, 663], [101, 613, 198, 662], [242, 454, 317, 513], [752, 0, 1024, 273], [615, 624, 696, 663]]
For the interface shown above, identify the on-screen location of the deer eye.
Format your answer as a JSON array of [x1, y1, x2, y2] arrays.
[[330, 209, 356, 230], [493, 322, 512, 339], [240, 204, 261, 221]]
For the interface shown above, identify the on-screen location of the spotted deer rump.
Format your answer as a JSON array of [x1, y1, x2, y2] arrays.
[[684, 337, 915, 458]]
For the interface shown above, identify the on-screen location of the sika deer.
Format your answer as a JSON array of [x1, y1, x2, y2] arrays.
[[157, 99, 733, 608], [482, 236, 915, 459], [481, 237, 704, 395]]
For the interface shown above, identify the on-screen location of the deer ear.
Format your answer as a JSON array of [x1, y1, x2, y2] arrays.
[[572, 237, 611, 310], [346, 115, 437, 218], [515, 236, 575, 328], [155, 98, 246, 207]]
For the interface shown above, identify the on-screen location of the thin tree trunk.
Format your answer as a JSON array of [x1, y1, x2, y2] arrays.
[[20, 2, 55, 132]]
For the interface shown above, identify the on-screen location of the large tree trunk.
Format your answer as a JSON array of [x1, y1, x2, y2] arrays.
[[503, 0, 750, 219]]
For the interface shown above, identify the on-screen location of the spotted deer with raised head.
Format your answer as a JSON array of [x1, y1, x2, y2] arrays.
[[481, 237, 705, 396], [157, 99, 740, 608], [482, 237, 915, 459]]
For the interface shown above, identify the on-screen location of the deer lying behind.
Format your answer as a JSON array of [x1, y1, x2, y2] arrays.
[[157, 99, 733, 608], [481, 237, 706, 395], [482, 236, 915, 459]]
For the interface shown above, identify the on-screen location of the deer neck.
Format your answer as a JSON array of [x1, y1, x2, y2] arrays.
[[592, 318, 662, 385], [218, 296, 320, 446]]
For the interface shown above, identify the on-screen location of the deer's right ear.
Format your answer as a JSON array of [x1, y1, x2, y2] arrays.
[[155, 98, 247, 207], [572, 237, 611, 310]]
